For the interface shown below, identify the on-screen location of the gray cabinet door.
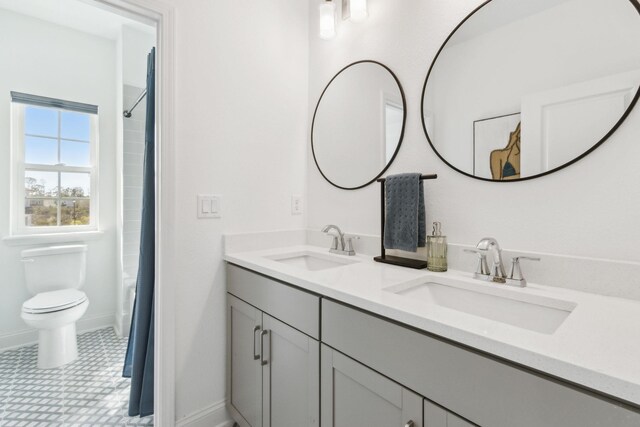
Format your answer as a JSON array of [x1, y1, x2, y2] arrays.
[[228, 295, 263, 427], [424, 400, 475, 427], [447, 414, 475, 427], [262, 314, 320, 427], [321, 345, 423, 427]]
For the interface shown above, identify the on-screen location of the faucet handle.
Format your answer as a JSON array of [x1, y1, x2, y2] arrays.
[[464, 248, 490, 275], [509, 256, 540, 281], [344, 235, 359, 256], [327, 235, 339, 251]]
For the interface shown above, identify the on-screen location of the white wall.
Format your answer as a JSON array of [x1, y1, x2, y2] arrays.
[[122, 26, 156, 88], [165, 0, 309, 421], [306, 0, 640, 263], [0, 9, 118, 348]]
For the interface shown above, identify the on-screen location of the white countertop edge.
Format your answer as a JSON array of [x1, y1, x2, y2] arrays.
[[224, 246, 640, 407]]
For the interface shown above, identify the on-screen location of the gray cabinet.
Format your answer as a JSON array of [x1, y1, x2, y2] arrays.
[[321, 345, 422, 427], [227, 294, 319, 427], [424, 400, 475, 427], [228, 295, 263, 427], [227, 264, 320, 339], [262, 314, 319, 427]]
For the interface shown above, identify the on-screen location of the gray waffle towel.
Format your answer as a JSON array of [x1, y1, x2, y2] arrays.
[[383, 173, 426, 252]]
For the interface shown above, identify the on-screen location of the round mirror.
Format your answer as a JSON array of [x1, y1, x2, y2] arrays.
[[312, 61, 406, 189], [422, 0, 640, 182]]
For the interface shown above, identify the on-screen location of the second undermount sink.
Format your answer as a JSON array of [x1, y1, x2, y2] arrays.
[[266, 251, 359, 272], [386, 279, 576, 334]]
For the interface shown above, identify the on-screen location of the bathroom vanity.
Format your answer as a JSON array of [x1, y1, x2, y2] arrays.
[[225, 243, 640, 427]]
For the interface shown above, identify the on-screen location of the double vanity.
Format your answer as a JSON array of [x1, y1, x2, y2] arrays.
[[224, 233, 640, 427]]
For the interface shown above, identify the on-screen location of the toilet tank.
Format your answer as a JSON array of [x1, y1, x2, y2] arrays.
[[21, 245, 88, 295]]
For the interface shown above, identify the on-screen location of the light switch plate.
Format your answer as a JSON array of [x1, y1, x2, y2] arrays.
[[291, 195, 303, 215], [198, 194, 221, 219]]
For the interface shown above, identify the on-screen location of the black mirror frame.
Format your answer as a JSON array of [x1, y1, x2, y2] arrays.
[[311, 60, 407, 190], [420, 0, 640, 183]]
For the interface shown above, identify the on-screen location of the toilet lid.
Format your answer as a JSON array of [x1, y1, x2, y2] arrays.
[[22, 289, 87, 314]]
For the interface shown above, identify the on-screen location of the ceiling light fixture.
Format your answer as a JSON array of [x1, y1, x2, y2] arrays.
[[347, 0, 368, 22], [319, 0, 337, 40]]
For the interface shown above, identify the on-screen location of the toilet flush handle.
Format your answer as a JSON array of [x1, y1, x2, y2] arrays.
[[21, 258, 35, 263]]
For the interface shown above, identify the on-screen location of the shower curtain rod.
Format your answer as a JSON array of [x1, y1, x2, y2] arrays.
[[123, 89, 147, 118]]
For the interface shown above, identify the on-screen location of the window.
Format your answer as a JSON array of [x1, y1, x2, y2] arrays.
[[11, 92, 99, 234]]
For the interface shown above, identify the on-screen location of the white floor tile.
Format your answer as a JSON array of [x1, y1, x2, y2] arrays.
[[0, 328, 153, 426]]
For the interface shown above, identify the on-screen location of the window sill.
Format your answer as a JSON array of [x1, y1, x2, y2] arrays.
[[2, 230, 104, 246]]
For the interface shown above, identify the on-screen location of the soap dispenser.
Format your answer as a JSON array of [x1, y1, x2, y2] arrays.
[[427, 222, 448, 272]]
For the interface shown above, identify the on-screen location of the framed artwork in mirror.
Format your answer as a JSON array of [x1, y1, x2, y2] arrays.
[[473, 113, 521, 181]]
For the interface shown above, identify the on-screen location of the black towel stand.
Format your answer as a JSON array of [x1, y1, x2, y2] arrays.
[[373, 174, 438, 269]]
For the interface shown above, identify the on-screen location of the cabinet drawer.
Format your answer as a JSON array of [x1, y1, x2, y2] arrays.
[[227, 264, 320, 339], [322, 299, 640, 427]]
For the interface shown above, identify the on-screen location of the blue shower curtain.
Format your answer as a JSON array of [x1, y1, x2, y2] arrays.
[[123, 47, 155, 417]]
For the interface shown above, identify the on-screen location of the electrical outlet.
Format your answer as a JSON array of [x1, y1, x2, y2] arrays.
[[291, 195, 303, 215]]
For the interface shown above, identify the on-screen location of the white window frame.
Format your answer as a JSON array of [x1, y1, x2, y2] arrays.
[[10, 102, 100, 235]]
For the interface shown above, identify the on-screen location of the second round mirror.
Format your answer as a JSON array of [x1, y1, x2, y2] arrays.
[[312, 61, 406, 190], [422, 0, 640, 182]]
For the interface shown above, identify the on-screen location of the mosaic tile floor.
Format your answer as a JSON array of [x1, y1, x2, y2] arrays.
[[0, 327, 153, 426]]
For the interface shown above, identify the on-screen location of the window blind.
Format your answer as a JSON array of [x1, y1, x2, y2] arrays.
[[10, 91, 98, 115]]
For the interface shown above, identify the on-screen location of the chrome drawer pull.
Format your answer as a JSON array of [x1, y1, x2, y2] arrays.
[[260, 330, 269, 366], [253, 326, 260, 360]]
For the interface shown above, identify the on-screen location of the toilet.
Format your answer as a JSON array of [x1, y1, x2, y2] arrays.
[[20, 245, 90, 369]]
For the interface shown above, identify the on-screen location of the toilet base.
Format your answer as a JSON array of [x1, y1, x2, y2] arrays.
[[37, 323, 78, 369]]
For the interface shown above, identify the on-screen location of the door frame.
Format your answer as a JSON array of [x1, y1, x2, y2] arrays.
[[92, 0, 176, 425]]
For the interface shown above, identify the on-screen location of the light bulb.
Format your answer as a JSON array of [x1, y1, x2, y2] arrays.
[[349, 0, 368, 22], [319, 1, 336, 40]]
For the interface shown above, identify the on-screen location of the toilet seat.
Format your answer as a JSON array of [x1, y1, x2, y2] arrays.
[[22, 289, 88, 314]]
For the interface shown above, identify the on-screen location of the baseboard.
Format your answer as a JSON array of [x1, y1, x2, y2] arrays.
[[0, 312, 116, 352], [176, 400, 233, 427]]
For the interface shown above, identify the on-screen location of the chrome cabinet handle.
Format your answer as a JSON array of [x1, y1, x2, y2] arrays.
[[404, 421, 414, 427], [252, 326, 260, 360], [260, 330, 269, 366]]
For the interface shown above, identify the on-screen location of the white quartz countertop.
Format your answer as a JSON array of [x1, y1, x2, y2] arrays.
[[224, 244, 640, 407]]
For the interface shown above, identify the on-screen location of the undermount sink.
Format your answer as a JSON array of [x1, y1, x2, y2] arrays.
[[386, 279, 576, 334], [266, 251, 359, 272]]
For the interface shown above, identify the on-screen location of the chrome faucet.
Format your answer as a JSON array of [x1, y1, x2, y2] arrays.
[[321, 225, 357, 256], [464, 237, 539, 287], [476, 237, 506, 278]]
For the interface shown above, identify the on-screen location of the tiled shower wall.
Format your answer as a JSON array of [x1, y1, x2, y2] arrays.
[[122, 84, 146, 281]]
